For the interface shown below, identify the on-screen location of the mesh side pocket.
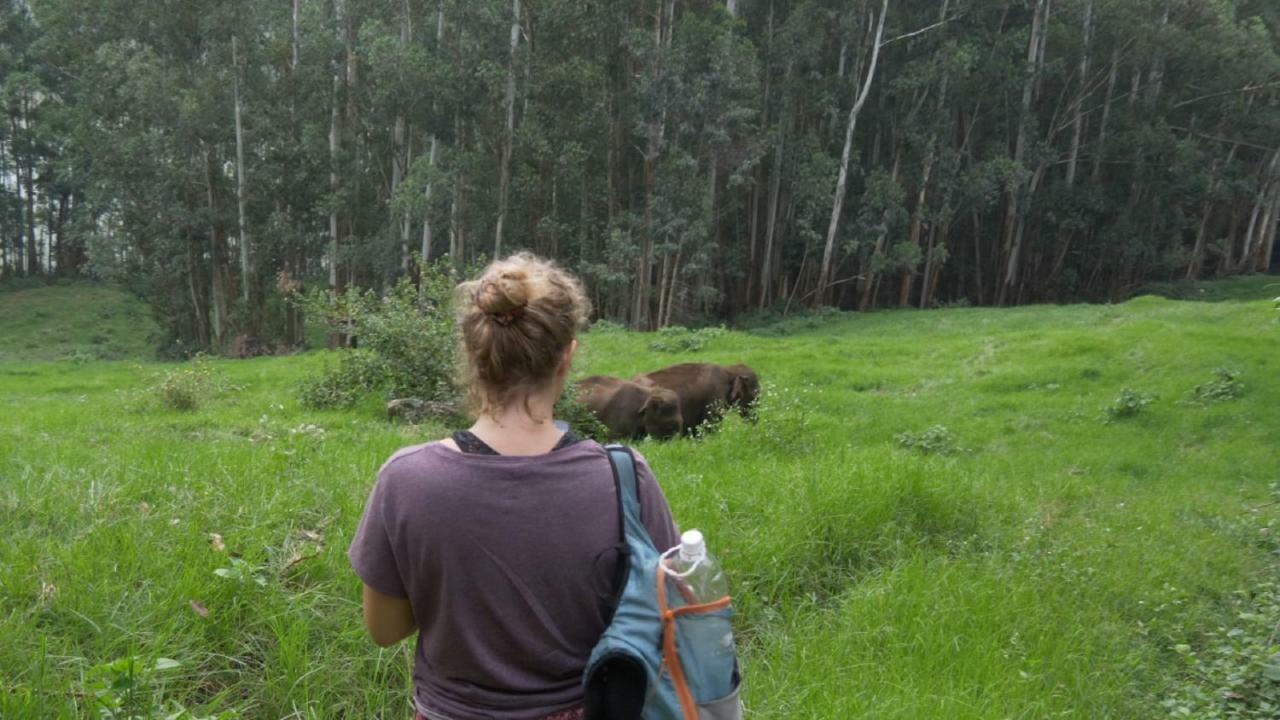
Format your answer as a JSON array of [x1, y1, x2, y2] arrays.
[[696, 677, 742, 720], [672, 607, 737, 704]]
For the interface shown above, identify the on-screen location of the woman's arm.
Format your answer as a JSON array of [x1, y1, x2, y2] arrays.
[[362, 583, 417, 647]]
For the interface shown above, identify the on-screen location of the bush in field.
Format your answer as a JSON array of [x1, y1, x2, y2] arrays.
[[153, 354, 235, 410], [1164, 581, 1280, 719], [589, 319, 627, 334], [895, 425, 962, 455], [1105, 388, 1153, 421], [296, 348, 387, 409], [294, 260, 459, 409], [1193, 368, 1244, 402], [647, 325, 725, 353]]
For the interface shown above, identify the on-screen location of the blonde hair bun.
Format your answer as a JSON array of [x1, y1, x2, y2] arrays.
[[475, 270, 531, 317]]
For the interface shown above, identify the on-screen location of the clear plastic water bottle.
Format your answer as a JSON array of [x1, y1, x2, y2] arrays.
[[666, 529, 737, 702]]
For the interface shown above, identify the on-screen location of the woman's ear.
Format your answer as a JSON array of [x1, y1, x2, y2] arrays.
[[556, 339, 578, 381]]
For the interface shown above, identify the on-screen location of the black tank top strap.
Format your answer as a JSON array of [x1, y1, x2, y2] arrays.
[[552, 431, 584, 451], [452, 430, 500, 455]]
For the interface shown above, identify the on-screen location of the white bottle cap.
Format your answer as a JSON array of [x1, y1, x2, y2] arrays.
[[679, 529, 706, 563]]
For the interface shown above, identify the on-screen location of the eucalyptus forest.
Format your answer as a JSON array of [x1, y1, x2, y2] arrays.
[[2, 0, 1278, 350]]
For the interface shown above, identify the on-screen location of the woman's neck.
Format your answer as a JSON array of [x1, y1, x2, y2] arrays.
[[467, 389, 565, 456]]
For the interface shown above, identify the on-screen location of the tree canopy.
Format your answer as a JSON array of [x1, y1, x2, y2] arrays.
[[2, 0, 1278, 351]]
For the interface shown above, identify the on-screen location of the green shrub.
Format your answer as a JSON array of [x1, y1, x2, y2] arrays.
[[152, 355, 234, 411], [647, 325, 726, 353], [297, 349, 387, 409], [895, 425, 963, 455], [741, 306, 842, 337], [294, 260, 459, 409], [1105, 388, 1153, 421], [589, 319, 627, 334], [1163, 581, 1280, 719], [1193, 368, 1244, 402], [83, 655, 233, 720], [554, 381, 609, 442]]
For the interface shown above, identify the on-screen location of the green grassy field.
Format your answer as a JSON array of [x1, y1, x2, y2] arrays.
[[2, 279, 1279, 718]]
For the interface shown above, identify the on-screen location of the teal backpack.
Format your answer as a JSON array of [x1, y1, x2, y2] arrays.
[[583, 445, 743, 720]]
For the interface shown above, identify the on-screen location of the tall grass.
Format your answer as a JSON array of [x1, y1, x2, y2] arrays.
[[2, 277, 1278, 717]]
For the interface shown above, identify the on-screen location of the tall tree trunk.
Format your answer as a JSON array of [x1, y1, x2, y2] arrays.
[[0, 132, 10, 275], [1251, 187, 1278, 272], [1241, 149, 1280, 272], [857, 145, 901, 311], [997, 0, 1048, 306], [187, 243, 210, 349], [901, 151, 935, 307], [901, 0, 952, 308], [205, 147, 230, 348], [1065, 0, 1092, 187], [1049, 0, 1093, 290], [343, 0, 359, 294], [1262, 193, 1280, 273], [20, 103, 39, 276], [1147, 2, 1170, 103], [635, 0, 674, 329], [392, 0, 413, 271], [664, 247, 681, 327], [284, 0, 303, 346], [759, 57, 791, 310], [328, 71, 341, 293], [1186, 129, 1242, 279], [450, 110, 465, 266], [1220, 202, 1240, 274], [817, 0, 887, 307], [746, 0, 776, 307], [422, 4, 445, 263], [657, 249, 672, 328], [495, 0, 521, 258], [232, 35, 252, 308], [759, 122, 785, 310], [1091, 49, 1118, 181]]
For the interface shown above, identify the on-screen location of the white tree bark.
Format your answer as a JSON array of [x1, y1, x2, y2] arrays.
[[1147, 2, 1170, 103], [1065, 0, 1092, 187], [759, 61, 791, 310], [1092, 48, 1118, 181], [328, 72, 340, 291], [816, 0, 888, 306], [232, 35, 251, 305], [495, 0, 520, 258], [392, 0, 412, 271], [997, 0, 1048, 305], [421, 4, 445, 263]]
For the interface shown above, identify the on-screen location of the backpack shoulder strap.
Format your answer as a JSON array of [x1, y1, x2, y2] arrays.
[[601, 444, 646, 621], [604, 443, 643, 541]]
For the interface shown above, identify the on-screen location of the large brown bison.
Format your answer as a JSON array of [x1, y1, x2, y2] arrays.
[[633, 362, 760, 434]]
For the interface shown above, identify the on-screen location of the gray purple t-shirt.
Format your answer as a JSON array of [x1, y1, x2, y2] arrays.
[[348, 439, 679, 720]]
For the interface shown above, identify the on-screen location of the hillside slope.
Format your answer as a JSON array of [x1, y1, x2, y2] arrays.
[[0, 282, 157, 361]]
